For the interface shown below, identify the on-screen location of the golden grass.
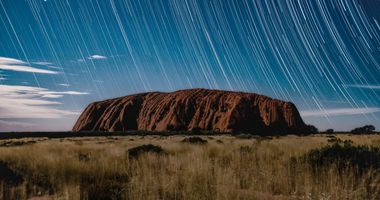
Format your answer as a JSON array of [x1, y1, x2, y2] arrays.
[[0, 134, 379, 200]]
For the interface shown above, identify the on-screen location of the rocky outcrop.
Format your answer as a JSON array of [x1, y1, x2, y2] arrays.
[[73, 88, 309, 134]]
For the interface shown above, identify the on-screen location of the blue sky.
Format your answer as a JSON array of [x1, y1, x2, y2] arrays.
[[0, 0, 380, 132]]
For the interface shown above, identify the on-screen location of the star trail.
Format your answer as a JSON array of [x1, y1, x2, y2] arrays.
[[0, 0, 379, 131]]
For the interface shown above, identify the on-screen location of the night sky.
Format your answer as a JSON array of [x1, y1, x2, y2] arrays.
[[0, 0, 380, 132]]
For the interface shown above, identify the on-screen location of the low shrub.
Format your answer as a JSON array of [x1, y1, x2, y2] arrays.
[[304, 141, 380, 173], [128, 144, 165, 159], [234, 134, 272, 142], [181, 137, 207, 144], [234, 134, 253, 139]]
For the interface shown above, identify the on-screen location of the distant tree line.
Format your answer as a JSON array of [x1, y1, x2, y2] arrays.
[[325, 129, 334, 134], [320, 125, 377, 134], [350, 125, 376, 134]]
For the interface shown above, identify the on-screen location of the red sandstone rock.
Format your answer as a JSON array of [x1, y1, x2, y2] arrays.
[[73, 89, 309, 134]]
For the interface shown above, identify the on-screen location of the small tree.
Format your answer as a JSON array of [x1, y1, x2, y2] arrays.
[[307, 125, 318, 134]]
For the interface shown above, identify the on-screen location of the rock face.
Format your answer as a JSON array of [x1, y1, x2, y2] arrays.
[[73, 88, 309, 134]]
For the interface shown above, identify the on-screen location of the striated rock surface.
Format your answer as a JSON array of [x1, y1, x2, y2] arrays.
[[73, 88, 309, 134]]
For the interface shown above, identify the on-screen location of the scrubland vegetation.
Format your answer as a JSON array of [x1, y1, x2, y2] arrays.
[[0, 134, 380, 200]]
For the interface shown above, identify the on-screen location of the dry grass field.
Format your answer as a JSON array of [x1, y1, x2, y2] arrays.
[[0, 134, 380, 200]]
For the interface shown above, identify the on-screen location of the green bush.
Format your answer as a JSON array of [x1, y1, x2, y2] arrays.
[[181, 137, 207, 144], [304, 141, 380, 173], [128, 144, 165, 159]]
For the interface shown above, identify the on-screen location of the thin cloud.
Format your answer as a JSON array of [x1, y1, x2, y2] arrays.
[[33, 61, 53, 66], [301, 107, 380, 117], [0, 85, 88, 98], [0, 57, 58, 74], [0, 120, 36, 132], [0, 57, 24, 65], [343, 84, 380, 89], [0, 84, 88, 119], [88, 54, 107, 60], [58, 83, 70, 87], [41, 91, 89, 98]]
